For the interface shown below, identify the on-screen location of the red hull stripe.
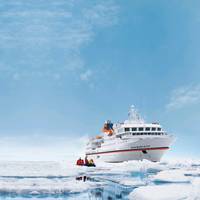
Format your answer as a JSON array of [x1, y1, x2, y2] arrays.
[[86, 147, 169, 156]]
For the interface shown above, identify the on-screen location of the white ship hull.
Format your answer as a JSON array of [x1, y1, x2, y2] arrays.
[[86, 136, 174, 162]]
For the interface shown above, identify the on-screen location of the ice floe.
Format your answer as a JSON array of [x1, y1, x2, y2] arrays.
[[119, 178, 146, 187], [152, 169, 190, 183], [129, 184, 192, 200], [0, 177, 98, 195], [129, 178, 200, 200], [0, 159, 199, 199]]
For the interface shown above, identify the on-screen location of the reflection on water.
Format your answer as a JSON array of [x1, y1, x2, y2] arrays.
[[0, 180, 133, 200], [0, 167, 158, 200], [88, 183, 132, 200]]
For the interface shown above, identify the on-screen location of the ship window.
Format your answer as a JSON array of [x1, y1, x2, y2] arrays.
[[152, 127, 156, 131], [148, 132, 151, 135], [157, 128, 161, 131], [125, 128, 130, 132], [132, 127, 137, 131], [136, 133, 140, 135], [145, 127, 150, 131], [139, 127, 143, 131], [141, 133, 143, 135], [132, 133, 136, 135]]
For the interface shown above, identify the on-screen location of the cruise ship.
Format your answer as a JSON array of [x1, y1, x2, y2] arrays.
[[85, 106, 175, 162]]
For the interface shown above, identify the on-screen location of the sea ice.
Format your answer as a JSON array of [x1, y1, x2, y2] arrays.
[[129, 184, 192, 200], [119, 178, 146, 187], [0, 177, 97, 195], [152, 169, 190, 183], [0, 159, 199, 199]]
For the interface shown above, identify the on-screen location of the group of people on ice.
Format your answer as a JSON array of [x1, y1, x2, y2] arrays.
[[76, 156, 96, 167]]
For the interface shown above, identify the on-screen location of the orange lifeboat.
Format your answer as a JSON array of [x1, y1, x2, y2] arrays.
[[96, 135, 102, 139], [102, 120, 114, 136]]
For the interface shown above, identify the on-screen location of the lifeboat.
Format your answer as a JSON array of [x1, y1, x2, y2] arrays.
[[96, 135, 102, 139], [102, 120, 114, 136]]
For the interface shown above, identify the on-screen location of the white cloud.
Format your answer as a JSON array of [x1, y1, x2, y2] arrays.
[[0, 0, 119, 82], [83, 1, 119, 27], [166, 84, 200, 110], [80, 69, 92, 81]]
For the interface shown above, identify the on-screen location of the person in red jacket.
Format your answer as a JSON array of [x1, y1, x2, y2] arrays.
[[76, 157, 84, 166]]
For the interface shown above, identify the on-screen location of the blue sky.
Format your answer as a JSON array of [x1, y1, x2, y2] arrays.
[[0, 0, 200, 159]]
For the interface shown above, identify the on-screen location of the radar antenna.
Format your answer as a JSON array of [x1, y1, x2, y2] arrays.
[[126, 105, 144, 124]]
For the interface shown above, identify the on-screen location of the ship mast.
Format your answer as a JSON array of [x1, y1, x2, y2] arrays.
[[126, 105, 144, 124]]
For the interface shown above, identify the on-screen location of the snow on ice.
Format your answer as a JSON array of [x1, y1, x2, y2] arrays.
[[0, 159, 199, 199]]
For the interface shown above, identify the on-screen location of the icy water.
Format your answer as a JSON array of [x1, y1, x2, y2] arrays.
[[0, 160, 199, 200]]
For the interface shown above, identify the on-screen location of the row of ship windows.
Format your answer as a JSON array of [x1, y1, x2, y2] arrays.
[[124, 127, 162, 132], [124, 132, 165, 136]]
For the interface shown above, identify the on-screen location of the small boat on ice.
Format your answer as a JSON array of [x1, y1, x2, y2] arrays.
[[85, 106, 175, 163]]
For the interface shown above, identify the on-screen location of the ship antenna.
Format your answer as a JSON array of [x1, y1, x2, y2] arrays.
[[128, 105, 144, 124]]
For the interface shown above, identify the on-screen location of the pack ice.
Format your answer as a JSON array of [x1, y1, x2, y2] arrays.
[[0, 159, 199, 199]]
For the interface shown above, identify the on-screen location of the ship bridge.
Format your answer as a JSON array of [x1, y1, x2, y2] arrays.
[[115, 106, 165, 136]]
